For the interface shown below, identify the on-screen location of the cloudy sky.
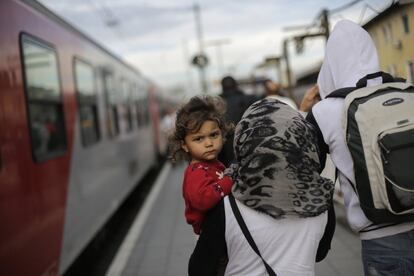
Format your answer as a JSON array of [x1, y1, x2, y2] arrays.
[[37, 0, 392, 96]]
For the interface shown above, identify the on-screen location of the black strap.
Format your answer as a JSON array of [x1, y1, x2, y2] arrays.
[[327, 71, 400, 99], [325, 87, 358, 99], [228, 194, 277, 276], [356, 71, 394, 88], [359, 222, 401, 233]]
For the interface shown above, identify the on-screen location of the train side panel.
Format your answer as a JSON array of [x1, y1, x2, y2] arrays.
[[0, 1, 158, 275], [60, 61, 155, 272]]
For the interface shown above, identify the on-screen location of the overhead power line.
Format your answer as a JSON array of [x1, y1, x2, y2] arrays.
[[329, 0, 363, 14]]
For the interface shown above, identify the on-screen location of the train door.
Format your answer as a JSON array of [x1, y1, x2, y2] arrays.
[[0, 73, 4, 174], [0, 22, 26, 275], [0, 33, 70, 276], [0, 66, 9, 195], [23, 34, 71, 275]]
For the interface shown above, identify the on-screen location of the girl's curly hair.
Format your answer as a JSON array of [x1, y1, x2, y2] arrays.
[[169, 95, 233, 163]]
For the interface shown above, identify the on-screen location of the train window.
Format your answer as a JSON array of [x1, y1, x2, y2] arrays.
[[74, 59, 100, 146], [135, 101, 140, 128], [141, 101, 146, 127], [138, 96, 150, 127], [112, 106, 120, 134], [120, 80, 133, 132], [20, 35, 67, 162], [103, 72, 119, 137], [144, 96, 150, 126], [136, 100, 144, 127], [125, 105, 133, 132], [129, 83, 138, 131], [142, 100, 147, 127]]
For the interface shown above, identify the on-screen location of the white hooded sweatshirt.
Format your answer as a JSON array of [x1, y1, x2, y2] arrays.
[[312, 20, 414, 239]]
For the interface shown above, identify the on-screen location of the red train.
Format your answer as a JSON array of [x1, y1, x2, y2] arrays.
[[0, 0, 170, 275]]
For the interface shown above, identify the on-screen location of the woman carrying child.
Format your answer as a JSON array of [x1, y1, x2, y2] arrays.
[[188, 97, 335, 276]]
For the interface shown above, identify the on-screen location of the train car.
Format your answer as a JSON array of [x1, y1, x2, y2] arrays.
[[0, 0, 163, 275]]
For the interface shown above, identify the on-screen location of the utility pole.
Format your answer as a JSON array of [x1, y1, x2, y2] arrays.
[[281, 8, 331, 103], [282, 38, 295, 102], [193, 3, 208, 93], [194, 3, 203, 54], [182, 39, 194, 94], [320, 9, 330, 42]]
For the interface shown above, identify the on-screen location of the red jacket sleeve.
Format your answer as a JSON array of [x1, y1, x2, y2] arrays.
[[185, 168, 233, 211]]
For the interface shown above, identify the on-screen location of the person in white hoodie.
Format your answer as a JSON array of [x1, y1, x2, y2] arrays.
[[307, 19, 414, 275]]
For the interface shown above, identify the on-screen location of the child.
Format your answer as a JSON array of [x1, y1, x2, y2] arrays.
[[170, 95, 234, 235]]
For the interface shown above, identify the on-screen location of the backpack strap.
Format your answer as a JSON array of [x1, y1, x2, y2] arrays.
[[326, 71, 405, 99], [325, 87, 358, 99], [356, 71, 394, 88], [228, 194, 277, 276]]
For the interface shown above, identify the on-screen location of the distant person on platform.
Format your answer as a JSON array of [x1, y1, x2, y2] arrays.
[[218, 76, 256, 167], [160, 107, 176, 156], [263, 79, 298, 109]]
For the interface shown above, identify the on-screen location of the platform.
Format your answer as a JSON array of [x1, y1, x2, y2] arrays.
[[106, 162, 364, 276]]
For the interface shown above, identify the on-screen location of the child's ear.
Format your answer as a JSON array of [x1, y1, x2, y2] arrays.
[[181, 141, 189, 153]]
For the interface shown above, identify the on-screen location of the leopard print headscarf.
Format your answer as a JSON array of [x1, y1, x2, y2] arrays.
[[229, 97, 334, 219]]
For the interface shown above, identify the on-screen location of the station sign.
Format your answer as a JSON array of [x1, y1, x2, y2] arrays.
[[191, 54, 209, 68]]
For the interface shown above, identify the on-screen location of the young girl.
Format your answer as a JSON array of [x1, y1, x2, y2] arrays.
[[170, 95, 234, 235]]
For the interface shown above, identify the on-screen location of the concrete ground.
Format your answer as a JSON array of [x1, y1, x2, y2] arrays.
[[109, 163, 364, 276]]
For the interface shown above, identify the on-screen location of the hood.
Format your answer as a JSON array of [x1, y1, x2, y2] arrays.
[[317, 20, 381, 99]]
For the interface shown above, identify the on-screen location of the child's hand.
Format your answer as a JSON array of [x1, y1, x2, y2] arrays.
[[216, 171, 224, 179]]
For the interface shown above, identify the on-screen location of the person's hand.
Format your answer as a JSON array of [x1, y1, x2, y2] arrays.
[[300, 84, 321, 112]]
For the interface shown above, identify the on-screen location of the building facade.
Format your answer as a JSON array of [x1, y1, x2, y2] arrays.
[[363, 2, 414, 82]]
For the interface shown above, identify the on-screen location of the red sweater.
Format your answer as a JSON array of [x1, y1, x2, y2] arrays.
[[183, 161, 233, 234]]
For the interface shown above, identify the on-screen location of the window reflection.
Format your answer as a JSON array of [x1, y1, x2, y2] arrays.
[[29, 104, 66, 157], [21, 35, 67, 162], [23, 41, 60, 101]]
